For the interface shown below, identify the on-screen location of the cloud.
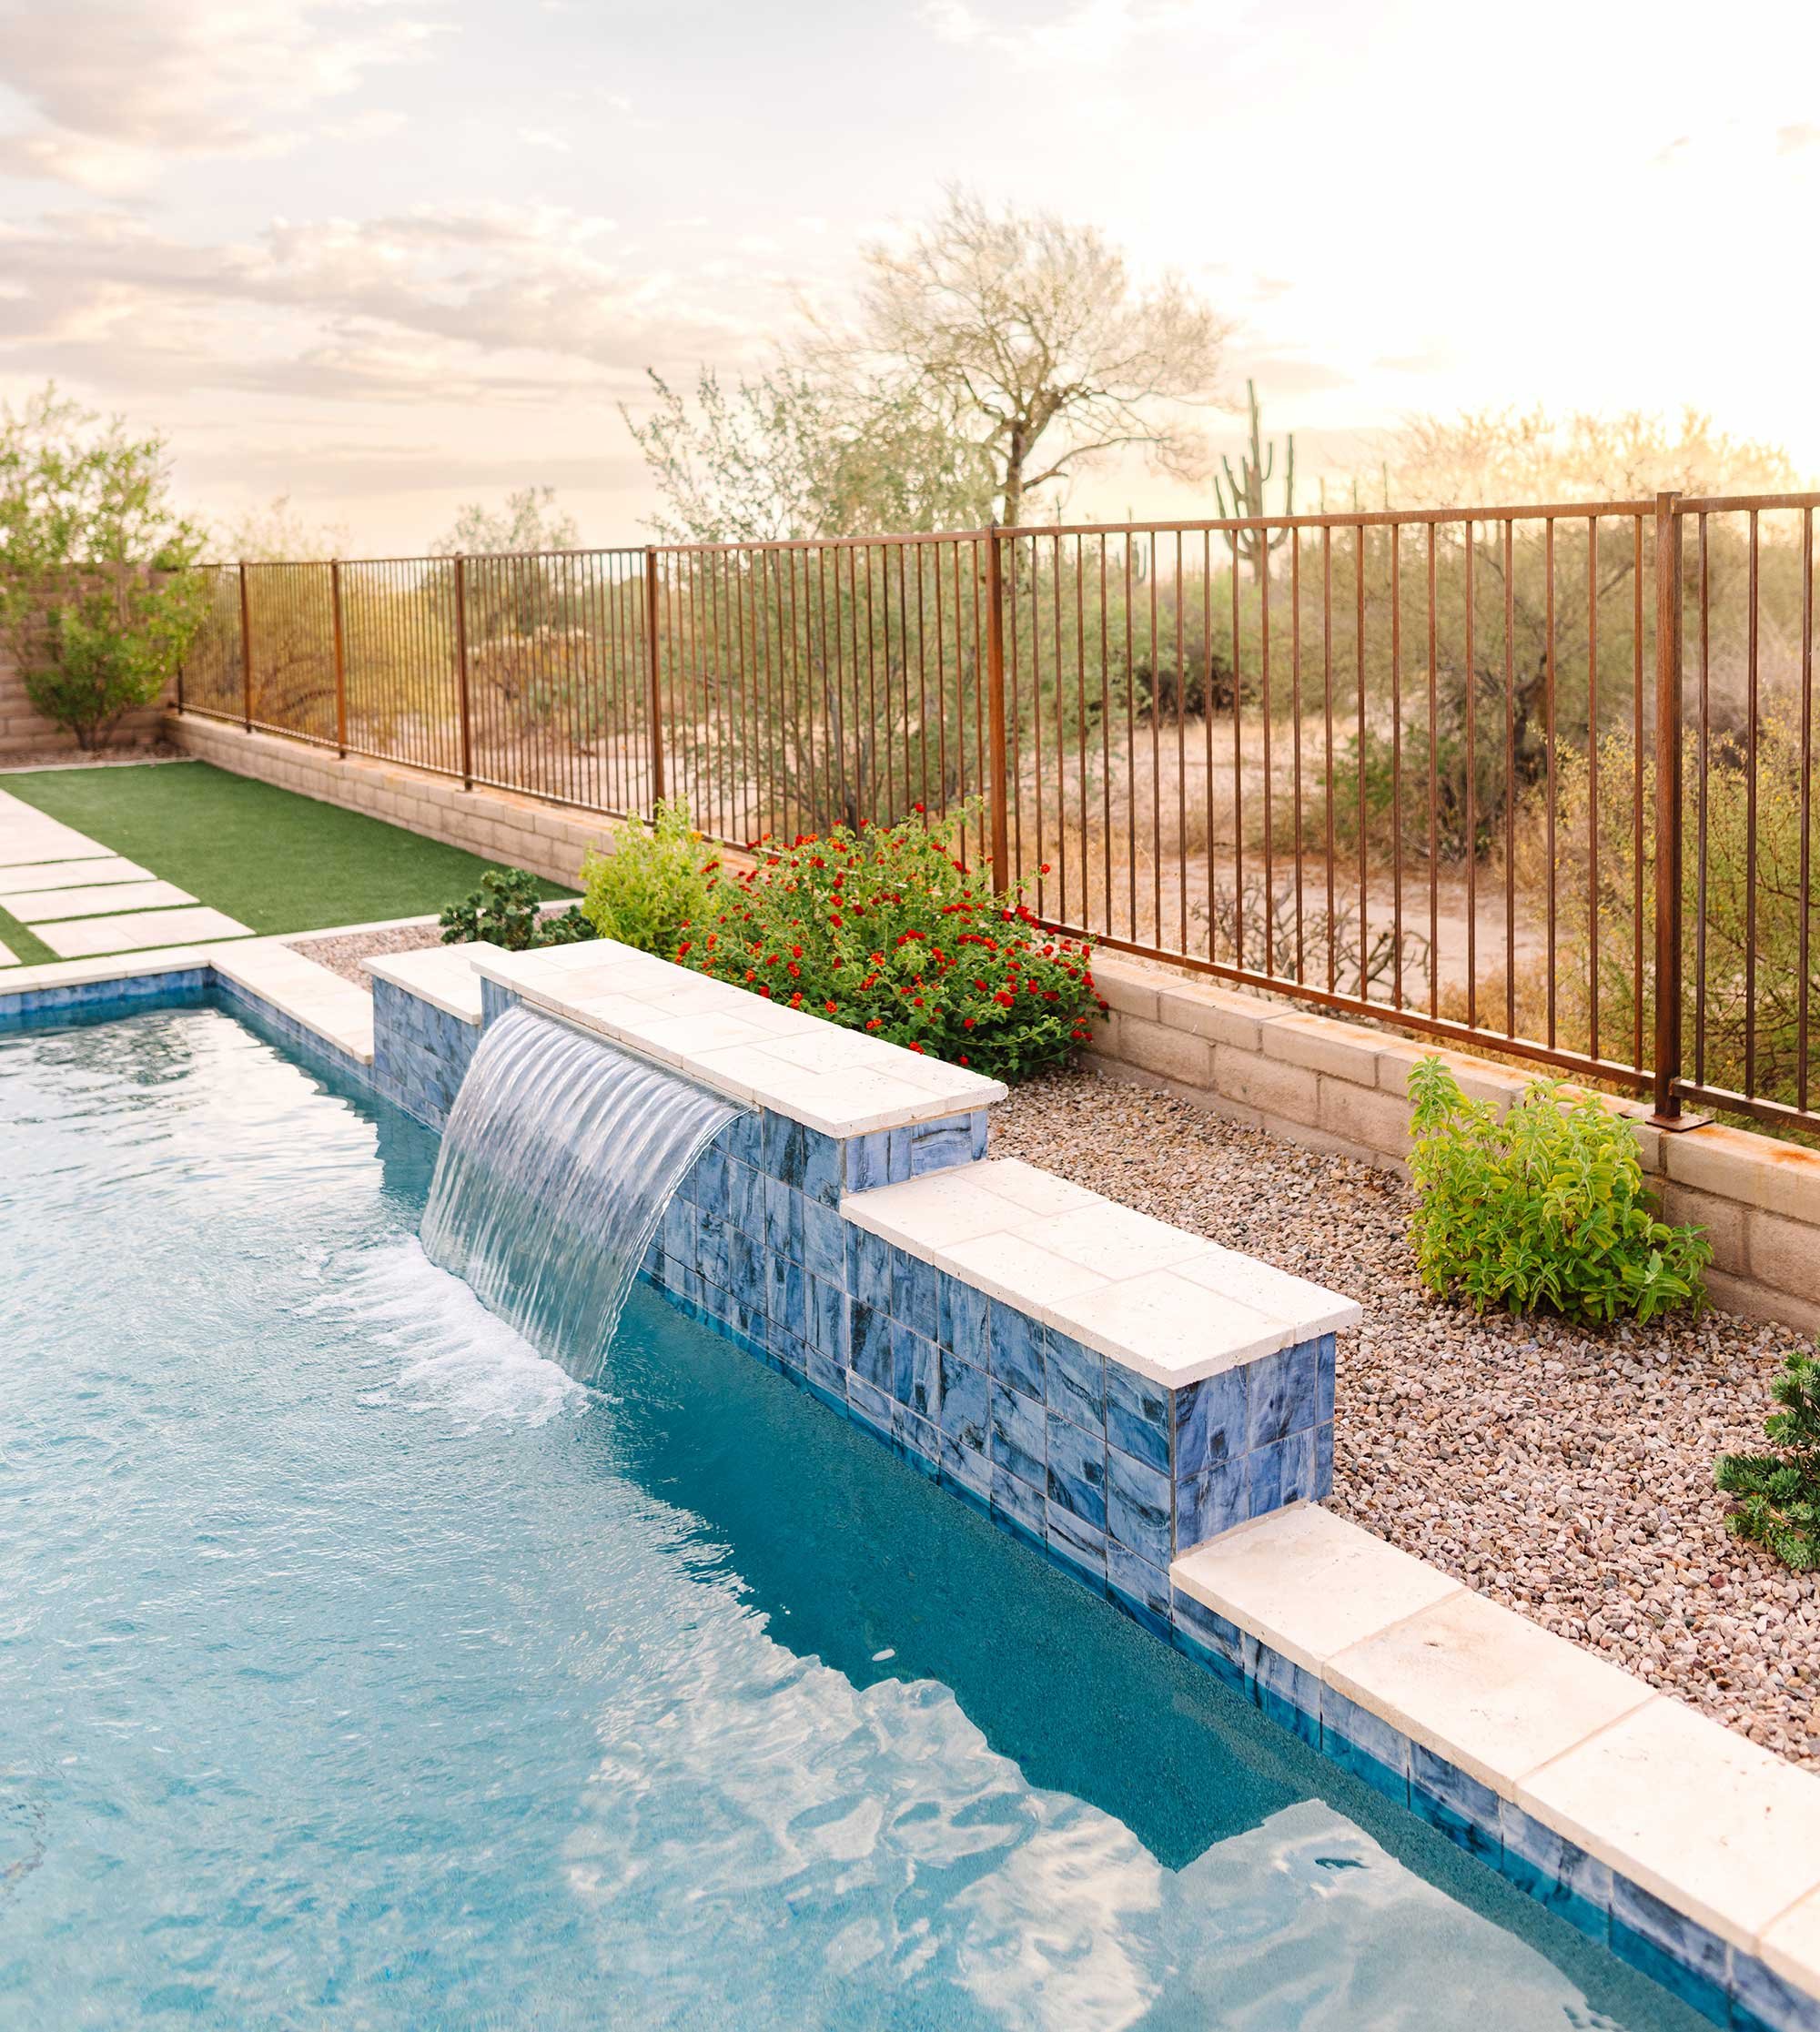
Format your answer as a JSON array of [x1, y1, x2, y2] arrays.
[[0, 0, 441, 193], [0, 202, 753, 409], [919, 0, 1239, 66]]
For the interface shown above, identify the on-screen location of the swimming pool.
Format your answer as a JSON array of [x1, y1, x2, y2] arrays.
[[0, 1003, 1708, 2027]]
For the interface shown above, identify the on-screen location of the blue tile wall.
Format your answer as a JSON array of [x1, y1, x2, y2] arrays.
[[370, 977, 480, 1129], [0, 966, 210, 1027]]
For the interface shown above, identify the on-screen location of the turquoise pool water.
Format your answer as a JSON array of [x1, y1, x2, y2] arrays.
[[0, 1005, 1704, 2028]]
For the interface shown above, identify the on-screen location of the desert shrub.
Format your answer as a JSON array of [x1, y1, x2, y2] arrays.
[[578, 800, 721, 955], [1405, 1056, 1710, 1324], [1716, 1347, 1820, 1571], [680, 801, 1106, 1083], [440, 866, 595, 952]]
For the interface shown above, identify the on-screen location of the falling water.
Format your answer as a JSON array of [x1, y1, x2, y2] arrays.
[[420, 1005, 744, 1382]]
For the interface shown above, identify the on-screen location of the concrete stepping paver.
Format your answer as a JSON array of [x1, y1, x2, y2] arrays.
[[8, 880, 198, 924], [0, 856, 155, 895], [37, 907, 254, 959]]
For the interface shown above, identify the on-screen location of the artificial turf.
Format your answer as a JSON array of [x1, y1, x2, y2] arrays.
[[0, 759, 574, 966]]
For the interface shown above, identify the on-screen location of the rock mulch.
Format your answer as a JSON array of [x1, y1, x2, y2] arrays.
[[994, 1065, 1820, 1771], [287, 920, 443, 986]]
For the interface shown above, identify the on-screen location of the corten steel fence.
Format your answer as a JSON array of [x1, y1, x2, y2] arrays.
[[176, 491, 1820, 1136]]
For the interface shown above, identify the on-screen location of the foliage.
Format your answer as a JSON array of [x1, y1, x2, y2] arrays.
[[430, 486, 579, 559], [0, 384, 209, 748], [672, 801, 1106, 1082], [1213, 380, 1294, 581], [1716, 1348, 1820, 1572], [1405, 1056, 1710, 1324], [824, 187, 1231, 525], [440, 866, 595, 952], [623, 365, 996, 544], [579, 800, 722, 955]]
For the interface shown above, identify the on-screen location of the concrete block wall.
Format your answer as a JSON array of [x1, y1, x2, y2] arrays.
[[1087, 952, 1820, 1335]]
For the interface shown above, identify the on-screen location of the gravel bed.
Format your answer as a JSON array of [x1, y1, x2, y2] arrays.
[[995, 1066, 1820, 1770], [286, 921, 443, 986]]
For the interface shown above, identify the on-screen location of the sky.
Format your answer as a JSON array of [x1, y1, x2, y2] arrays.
[[2, 0, 1817, 553]]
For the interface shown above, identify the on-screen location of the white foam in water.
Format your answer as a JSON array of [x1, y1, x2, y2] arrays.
[[327, 1237, 585, 1431]]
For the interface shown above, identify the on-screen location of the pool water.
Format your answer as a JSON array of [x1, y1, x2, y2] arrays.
[[0, 1005, 1704, 2029]]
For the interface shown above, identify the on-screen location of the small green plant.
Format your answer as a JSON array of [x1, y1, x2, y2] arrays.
[[1716, 1349, 1820, 1571], [439, 866, 595, 953], [578, 799, 721, 956], [1405, 1057, 1711, 1325]]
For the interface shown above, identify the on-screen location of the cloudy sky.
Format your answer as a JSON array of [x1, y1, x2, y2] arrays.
[[2, 0, 1816, 552]]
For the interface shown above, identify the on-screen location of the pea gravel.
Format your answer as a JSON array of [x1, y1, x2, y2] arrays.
[[287, 921, 444, 986], [994, 1065, 1820, 1771]]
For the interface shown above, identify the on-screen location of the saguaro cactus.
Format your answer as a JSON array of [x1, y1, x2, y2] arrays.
[[1213, 380, 1295, 581]]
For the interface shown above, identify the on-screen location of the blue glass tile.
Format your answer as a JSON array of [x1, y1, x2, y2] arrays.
[[1175, 1366, 1246, 1482], [694, 1208, 732, 1288], [1106, 1542, 1172, 1642], [938, 1354, 989, 1452], [719, 1109, 762, 1168], [1105, 1362, 1170, 1472], [1315, 1332, 1336, 1423], [1245, 1336, 1320, 1450], [851, 1302, 894, 1391], [968, 1110, 990, 1161], [763, 1177, 805, 1264], [769, 1325, 812, 1374], [891, 1403, 941, 1474], [989, 1300, 1045, 1401], [991, 1461, 1046, 1539], [1246, 1426, 1316, 1519], [692, 1147, 729, 1211], [1170, 1588, 1245, 1673], [883, 1124, 913, 1183], [849, 1228, 894, 1312], [724, 1158, 765, 1237], [1312, 1420, 1334, 1501], [909, 1116, 974, 1176], [938, 1429, 991, 1498], [1044, 1327, 1105, 1429], [1177, 1458, 1246, 1549], [891, 1320, 942, 1420], [1106, 1446, 1171, 1568], [1045, 1501, 1107, 1590], [727, 1228, 766, 1311], [1496, 1800, 1610, 1944], [1731, 1948, 1820, 2032], [1609, 1875, 1732, 2025], [1045, 1411, 1107, 1531], [804, 1347, 848, 1406], [890, 1248, 940, 1340], [988, 1380, 1046, 1486], [800, 1197, 845, 1285], [847, 1373, 895, 1437], [661, 1195, 695, 1264], [1318, 1684, 1411, 1800], [939, 1275, 989, 1361], [844, 1129, 894, 1193], [1410, 1745, 1502, 1865], [806, 1276, 850, 1365], [1251, 1643, 1321, 1748], [763, 1250, 806, 1336]]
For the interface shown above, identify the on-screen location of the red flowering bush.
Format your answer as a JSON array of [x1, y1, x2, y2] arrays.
[[675, 802, 1107, 1083]]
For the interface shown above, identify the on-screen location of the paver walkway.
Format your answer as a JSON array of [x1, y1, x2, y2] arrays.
[[0, 787, 252, 965]]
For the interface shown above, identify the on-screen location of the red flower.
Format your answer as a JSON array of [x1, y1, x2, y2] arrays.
[[824, 999, 838, 1014]]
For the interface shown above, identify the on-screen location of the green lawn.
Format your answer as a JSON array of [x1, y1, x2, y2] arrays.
[[0, 760, 574, 966]]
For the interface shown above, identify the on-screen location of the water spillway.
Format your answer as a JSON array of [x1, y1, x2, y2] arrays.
[[421, 1005, 743, 1382]]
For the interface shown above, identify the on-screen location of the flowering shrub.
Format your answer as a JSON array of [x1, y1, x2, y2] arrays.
[[579, 798, 720, 956], [677, 803, 1106, 1083]]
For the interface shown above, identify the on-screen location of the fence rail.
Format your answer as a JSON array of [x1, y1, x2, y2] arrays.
[[177, 491, 1820, 1137]]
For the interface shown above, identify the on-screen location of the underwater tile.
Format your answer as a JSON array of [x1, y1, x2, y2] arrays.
[[1608, 1875, 1732, 2024], [1731, 1948, 1820, 2032], [938, 1428, 991, 1498], [990, 1461, 1046, 1539], [1321, 1684, 1413, 1805], [1497, 1799, 1611, 1944], [1045, 1501, 1107, 1590], [847, 1372, 895, 1439], [1106, 1542, 1172, 1643], [1251, 1642, 1321, 1749], [891, 1401, 940, 1472], [1171, 1587, 1246, 1673], [1410, 1744, 1502, 1865]]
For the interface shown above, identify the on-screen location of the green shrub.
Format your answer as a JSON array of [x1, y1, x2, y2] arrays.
[[1716, 1349, 1820, 1571], [681, 801, 1107, 1083], [439, 866, 595, 952], [578, 799, 720, 956], [1405, 1056, 1711, 1324]]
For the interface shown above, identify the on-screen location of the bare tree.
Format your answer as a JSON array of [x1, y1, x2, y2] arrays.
[[814, 187, 1230, 527], [430, 486, 579, 558]]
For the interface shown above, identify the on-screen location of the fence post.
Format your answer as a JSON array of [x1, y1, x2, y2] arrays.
[[643, 546, 666, 810], [238, 561, 253, 732], [1652, 490, 1688, 1126], [453, 554, 474, 790], [330, 560, 348, 759], [984, 524, 1010, 892]]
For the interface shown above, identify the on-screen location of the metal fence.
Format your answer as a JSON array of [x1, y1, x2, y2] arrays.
[[177, 490, 1820, 1137]]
